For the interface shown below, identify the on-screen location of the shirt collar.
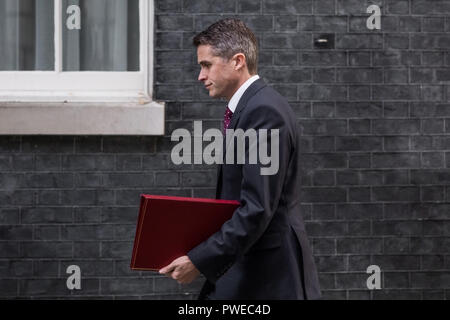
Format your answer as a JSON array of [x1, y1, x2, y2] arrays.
[[227, 75, 260, 113]]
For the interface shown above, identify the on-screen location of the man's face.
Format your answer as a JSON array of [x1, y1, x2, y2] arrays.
[[196, 45, 238, 100]]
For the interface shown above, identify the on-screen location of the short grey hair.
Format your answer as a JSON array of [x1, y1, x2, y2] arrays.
[[193, 18, 258, 75]]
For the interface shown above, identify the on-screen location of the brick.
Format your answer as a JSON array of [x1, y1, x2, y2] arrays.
[[0, 242, 20, 258], [336, 204, 383, 220], [21, 242, 72, 258], [181, 171, 216, 187], [36, 190, 59, 205], [21, 207, 72, 224], [298, 85, 347, 101], [337, 238, 383, 254], [411, 237, 450, 253], [422, 52, 445, 66], [349, 52, 371, 66], [373, 255, 421, 270], [0, 260, 33, 277], [337, 0, 383, 15], [0, 136, 20, 153], [264, 0, 312, 14], [306, 221, 347, 236], [321, 290, 346, 299], [411, 272, 450, 289], [372, 152, 420, 168], [336, 272, 368, 289], [34, 225, 60, 240], [421, 152, 445, 168], [312, 238, 335, 254], [348, 255, 371, 271], [373, 220, 422, 236], [336, 34, 383, 49], [312, 204, 335, 220], [74, 242, 100, 258], [61, 225, 115, 240], [372, 187, 420, 202], [383, 237, 410, 253], [260, 67, 311, 83], [62, 155, 114, 171], [421, 255, 445, 270], [12, 155, 35, 171], [384, 272, 410, 288], [373, 289, 422, 300], [155, 172, 179, 187], [349, 85, 370, 100], [348, 220, 370, 235], [74, 136, 102, 153], [0, 208, 19, 224], [348, 187, 371, 202], [313, 68, 335, 83], [103, 173, 154, 188], [421, 186, 445, 201], [337, 170, 383, 185], [238, 0, 261, 13], [101, 241, 133, 259], [101, 207, 138, 224], [423, 221, 450, 236], [21, 136, 74, 153], [312, 170, 335, 186], [314, 16, 347, 32], [21, 173, 73, 188], [312, 136, 335, 152], [300, 119, 347, 135], [384, 136, 410, 151], [32, 260, 59, 277], [411, 169, 450, 184], [349, 153, 371, 168], [0, 280, 18, 297], [412, 0, 450, 15], [184, 0, 235, 13], [336, 137, 382, 152], [300, 153, 347, 169], [373, 119, 420, 134], [384, 68, 409, 84], [275, 15, 297, 31], [156, 0, 182, 12], [385, 34, 410, 49], [411, 34, 450, 50], [384, 170, 409, 185], [300, 187, 347, 202], [156, 15, 193, 31], [387, 0, 409, 14], [274, 51, 298, 66], [301, 51, 347, 66]]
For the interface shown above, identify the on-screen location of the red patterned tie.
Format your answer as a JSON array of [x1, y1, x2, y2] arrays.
[[223, 106, 233, 134]]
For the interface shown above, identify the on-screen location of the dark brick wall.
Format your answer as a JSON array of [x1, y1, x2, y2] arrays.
[[1, 0, 450, 299]]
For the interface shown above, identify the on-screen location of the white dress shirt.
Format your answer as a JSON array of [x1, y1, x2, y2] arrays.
[[227, 75, 260, 113]]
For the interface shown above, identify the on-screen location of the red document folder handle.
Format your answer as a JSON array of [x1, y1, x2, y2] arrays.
[[130, 194, 240, 271]]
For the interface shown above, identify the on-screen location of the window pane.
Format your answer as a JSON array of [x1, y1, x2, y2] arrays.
[[0, 0, 54, 71], [62, 0, 140, 71]]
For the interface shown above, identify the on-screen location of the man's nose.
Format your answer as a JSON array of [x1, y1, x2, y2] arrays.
[[198, 69, 206, 82]]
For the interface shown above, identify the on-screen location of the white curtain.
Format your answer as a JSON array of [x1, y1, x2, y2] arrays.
[[0, 0, 54, 70], [0, 0, 139, 71]]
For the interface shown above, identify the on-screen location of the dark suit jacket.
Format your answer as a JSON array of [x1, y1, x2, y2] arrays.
[[187, 79, 321, 300]]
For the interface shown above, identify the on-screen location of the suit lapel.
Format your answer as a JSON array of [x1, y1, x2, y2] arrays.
[[216, 78, 267, 199], [224, 78, 267, 154]]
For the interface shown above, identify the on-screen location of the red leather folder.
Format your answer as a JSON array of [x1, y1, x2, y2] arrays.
[[130, 194, 240, 271]]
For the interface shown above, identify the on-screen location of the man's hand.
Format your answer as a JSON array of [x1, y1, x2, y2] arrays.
[[159, 255, 200, 284]]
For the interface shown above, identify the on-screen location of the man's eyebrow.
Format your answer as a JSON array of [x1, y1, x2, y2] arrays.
[[198, 60, 211, 66]]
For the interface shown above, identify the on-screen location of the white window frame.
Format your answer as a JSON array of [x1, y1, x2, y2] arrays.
[[0, 0, 164, 135]]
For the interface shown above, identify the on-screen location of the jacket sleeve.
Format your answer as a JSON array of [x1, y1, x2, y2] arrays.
[[187, 103, 293, 283]]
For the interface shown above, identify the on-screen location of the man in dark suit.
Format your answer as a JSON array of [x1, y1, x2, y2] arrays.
[[159, 18, 321, 300]]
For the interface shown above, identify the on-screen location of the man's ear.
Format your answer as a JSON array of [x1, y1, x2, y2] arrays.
[[233, 53, 247, 71]]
